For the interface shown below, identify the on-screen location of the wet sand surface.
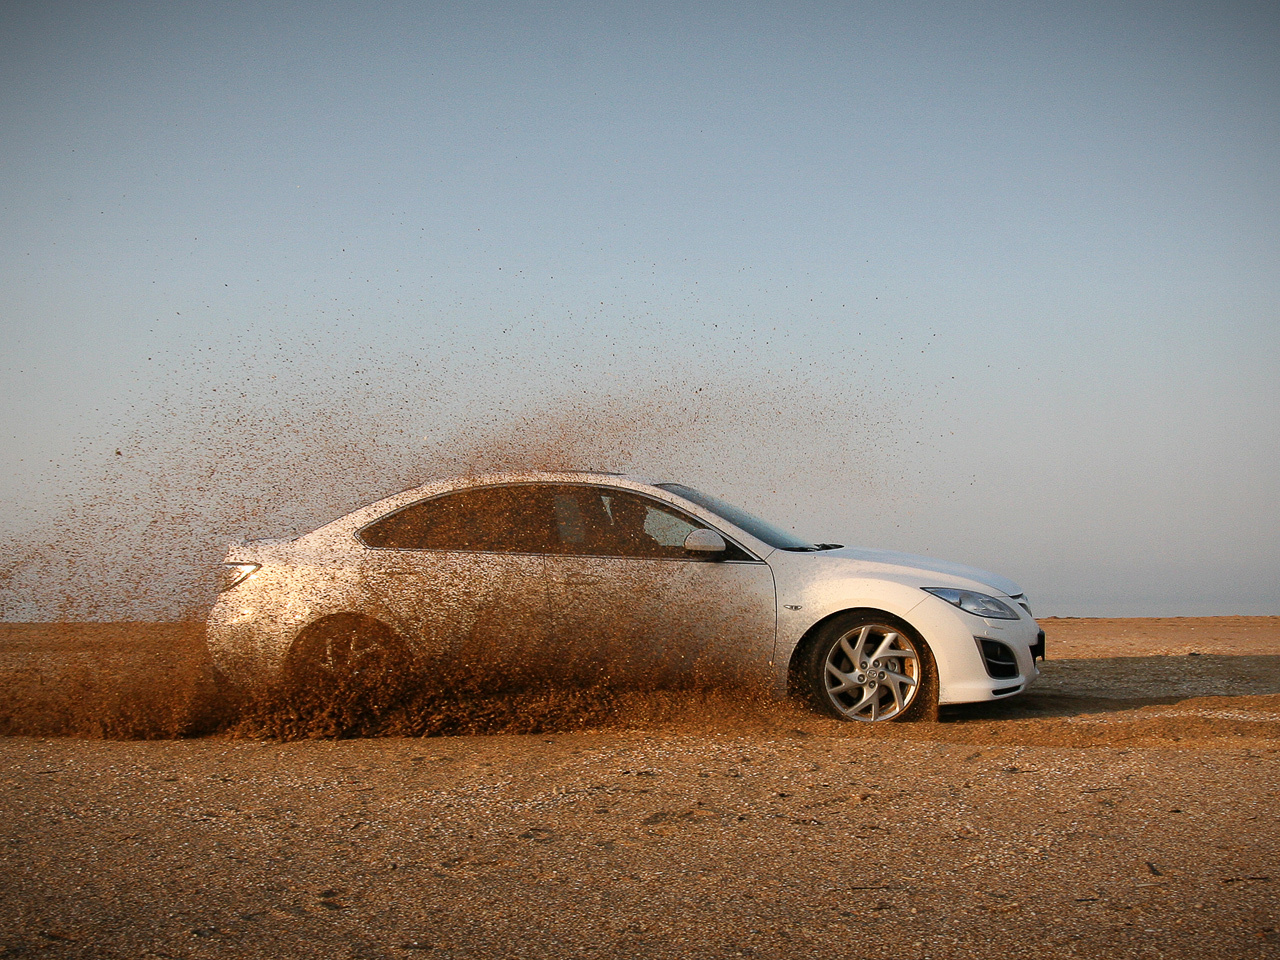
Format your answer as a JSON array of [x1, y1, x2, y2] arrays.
[[2, 618, 1278, 958]]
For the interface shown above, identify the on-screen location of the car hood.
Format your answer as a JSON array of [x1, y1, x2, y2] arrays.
[[810, 546, 1023, 597]]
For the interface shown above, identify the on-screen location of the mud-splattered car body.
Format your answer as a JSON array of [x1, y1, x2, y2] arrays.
[[208, 472, 1043, 721]]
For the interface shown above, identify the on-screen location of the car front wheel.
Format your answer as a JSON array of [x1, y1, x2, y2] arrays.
[[802, 614, 936, 722]]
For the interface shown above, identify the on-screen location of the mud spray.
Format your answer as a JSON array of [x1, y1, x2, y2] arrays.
[[0, 350, 920, 739]]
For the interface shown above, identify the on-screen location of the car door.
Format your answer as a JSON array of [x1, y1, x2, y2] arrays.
[[542, 484, 777, 684], [356, 484, 552, 676]]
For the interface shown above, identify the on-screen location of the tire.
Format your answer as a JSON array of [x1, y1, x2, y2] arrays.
[[283, 615, 413, 713], [800, 613, 937, 722]]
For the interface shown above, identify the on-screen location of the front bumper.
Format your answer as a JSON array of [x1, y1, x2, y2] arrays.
[[908, 596, 1043, 705]]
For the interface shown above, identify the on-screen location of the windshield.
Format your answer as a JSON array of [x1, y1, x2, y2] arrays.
[[656, 484, 815, 550]]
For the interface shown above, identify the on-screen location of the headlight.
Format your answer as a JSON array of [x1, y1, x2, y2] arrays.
[[219, 563, 260, 592], [922, 587, 1020, 620]]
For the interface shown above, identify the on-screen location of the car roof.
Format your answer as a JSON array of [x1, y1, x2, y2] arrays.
[[361, 472, 665, 513], [414, 470, 656, 489]]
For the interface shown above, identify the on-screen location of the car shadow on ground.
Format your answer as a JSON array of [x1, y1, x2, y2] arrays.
[[938, 654, 1280, 723]]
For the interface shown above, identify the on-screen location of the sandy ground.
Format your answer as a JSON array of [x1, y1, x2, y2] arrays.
[[2, 618, 1278, 959]]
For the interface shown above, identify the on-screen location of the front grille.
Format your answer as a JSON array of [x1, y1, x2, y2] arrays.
[[976, 638, 1020, 679]]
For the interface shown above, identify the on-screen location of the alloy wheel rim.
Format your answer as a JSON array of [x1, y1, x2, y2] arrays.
[[823, 623, 921, 721]]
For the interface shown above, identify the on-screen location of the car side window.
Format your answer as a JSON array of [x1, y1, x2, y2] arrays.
[[548, 486, 751, 560], [359, 485, 554, 553], [601, 490, 701, 558]]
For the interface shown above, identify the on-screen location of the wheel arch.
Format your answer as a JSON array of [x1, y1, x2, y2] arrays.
[[273, 580, 419, 673], [284, 611, 409, 663], [788, 607, 940, 721], [785, 606, 930, 698]]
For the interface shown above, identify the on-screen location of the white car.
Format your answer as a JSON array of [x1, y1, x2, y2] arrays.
[[207, 472, 1043, 722]]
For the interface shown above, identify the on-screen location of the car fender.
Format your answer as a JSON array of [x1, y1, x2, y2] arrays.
[[772, 573, 976, 697], [208, 555, 410, 684]]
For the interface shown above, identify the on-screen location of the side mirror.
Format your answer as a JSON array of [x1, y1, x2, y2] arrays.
[[683, 528, 727, 557]]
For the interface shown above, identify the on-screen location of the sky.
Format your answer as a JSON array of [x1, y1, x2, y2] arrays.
[[1, 0, 1277, 618]]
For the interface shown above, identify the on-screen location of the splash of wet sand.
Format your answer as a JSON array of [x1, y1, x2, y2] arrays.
[[2, 621, 1278, 746], [1, 364, 909, 623]]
